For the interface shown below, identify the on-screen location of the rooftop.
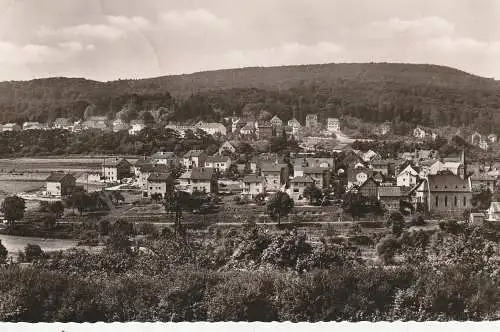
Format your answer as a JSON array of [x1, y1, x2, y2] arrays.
[[428, 174, 471, 192]]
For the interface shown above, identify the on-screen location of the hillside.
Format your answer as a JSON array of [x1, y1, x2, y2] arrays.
[[1, 63, 500, 133]]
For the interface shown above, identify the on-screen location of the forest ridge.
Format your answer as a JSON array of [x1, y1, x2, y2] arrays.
[[0, 62, 500, 133]]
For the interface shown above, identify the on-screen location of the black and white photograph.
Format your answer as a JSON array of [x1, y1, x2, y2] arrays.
[[0, 0, 499, 327]]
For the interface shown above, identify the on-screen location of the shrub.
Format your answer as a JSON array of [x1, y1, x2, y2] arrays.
[[24, 244, 44, 262]]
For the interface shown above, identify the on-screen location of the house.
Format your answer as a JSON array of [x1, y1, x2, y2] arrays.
[[83, 116, 110, 130], [303, 167, 329, 189], [178, 167, 217, 193], [358, 177, 379, 199], [218, 141, 237, 155], [305, 114, 319, 128], [347, 168, 370, 189], [231, 117, 240, 133], [137, 163, 169, 195], [196, 122, 227, 136], [471, 131, 482, 145], [133, 156, 152, 177], [183, 150, 207, 169], [327, 118, 340, 132], [146, 172, 174, 199], [261, 163, 289, 192], [470, 174, 496, 192], [374, 122, 391, 136], [256, 122, 274, 140], [289, 176, 315, 202], [479, 140, 489, 150], [486, 202, 500, 221], [240, 122, 256, 136], [361, 150, 381, 162], [23, 122, 47, 130], [205, 155, 231, 173], [428, 160, 464, 178], [150, 151, 178, 165], [112, 118, 130, 132], [412, 174, 472, 215], [488, 134, 498, 143], [102, 158, 132, 183], [52, 117, 73, 130], [287, 118, 302, 135], [129, 120, 146, 135], [241, 175, 266, 199], [379, 186, 408, 211], [270, 115, 283, 128], [397, 164, 419, 187], [2, 123, 21, 132], [413, 127, 426, 139], [250, 153, 279, 173], [371, 159, 396, 176], [45, 173, 76, 197]]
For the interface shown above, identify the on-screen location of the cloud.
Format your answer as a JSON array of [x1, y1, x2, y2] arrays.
[[0, 41, 91, 65], [220, 42, 344, 68], [369, 16, 455, 38], [424, 36, 500, 54], [38, 24, 125, 40], [106, 15, 151, 30], [159, 9, 229, 29]]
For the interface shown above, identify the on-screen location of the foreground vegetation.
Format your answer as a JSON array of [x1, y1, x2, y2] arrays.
[[0, 216, 498, 322]]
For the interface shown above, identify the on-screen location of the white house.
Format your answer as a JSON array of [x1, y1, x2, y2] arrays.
[[218, 141, 237, 155], [183, 150, 208, 169], [178, 167, 217, 193], [129, 120, 146, 135], [288, 176, 315, 202], [196, 122, 227, 136], [241, 175, 266, 199], [396, 165, 419, 187], [205, 155, 231, 172], [487, 202, 500, 221], [327, 118, 340, 132], [413, 127, 426, 139]]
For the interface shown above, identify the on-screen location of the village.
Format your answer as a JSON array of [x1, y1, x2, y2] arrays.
[[1, 110, 499, 228]]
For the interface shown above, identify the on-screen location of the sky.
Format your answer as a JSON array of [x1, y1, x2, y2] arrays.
[[0, 0, 499, 81]]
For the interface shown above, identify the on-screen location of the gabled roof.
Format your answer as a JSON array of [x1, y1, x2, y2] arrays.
[[243, 175, 265, 183], [270, 115, 282, 123], [151, 151, 176, 160], [488, 202, 500, 213], [303, 167, 326, 174], [184, 150, 205, 158], [139, 163, 169, 173], [147, 173, 172, 182], [428, 174, 471, 192], [379, 186, 409, 198], [103, 158, 130, 167], [290, 176, 314, 183], [471, 173, 496, 181], [206, 155, 231, 163], [190, 167, 215, 180], [46, 172, 73, 182], [134, 157, 152, 166], [261, 163, 287, 173]]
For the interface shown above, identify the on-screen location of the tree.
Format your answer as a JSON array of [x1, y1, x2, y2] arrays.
[[472, 188, 492, 210], [1, 195, 26, 227], [376, 235, 399, 265], [303, 183, 323, 205], [48, 201, 65, 219], [266, 191, 294, 224], [151, 193, 163, 203], [24, 243, 44, 262], [109, 191, 125, 205], [0, 240, 7, 264], [386, 211, 405, 236]]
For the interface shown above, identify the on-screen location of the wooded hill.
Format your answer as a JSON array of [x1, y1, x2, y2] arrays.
[[1, 63, 500, 134]]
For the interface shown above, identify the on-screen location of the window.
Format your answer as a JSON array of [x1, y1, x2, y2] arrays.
[[294, 189, 299, 193], [463, 196, 466, 207], [454, 196, 457, 206], [444, 196, 448, 207], [435, 196, 438, 207]]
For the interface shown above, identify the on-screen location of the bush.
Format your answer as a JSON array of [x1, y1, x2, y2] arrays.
[[24, 244, 44, 262], [348, 235, 374, 246]]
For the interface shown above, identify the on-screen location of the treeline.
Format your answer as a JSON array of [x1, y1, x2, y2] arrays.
[[0, 220, 498, 322], [1, 63, 500, 133], [0, 128, 219, 157]]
